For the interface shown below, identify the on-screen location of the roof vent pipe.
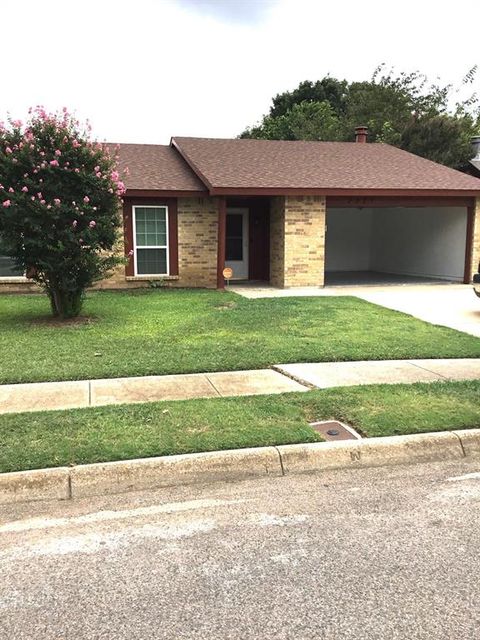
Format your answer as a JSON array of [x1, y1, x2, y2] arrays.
[[355, 126, 368, 143], [472, 135, 480, 160]]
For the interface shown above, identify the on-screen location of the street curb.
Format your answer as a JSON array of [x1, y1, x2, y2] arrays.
[[1, 429, 480, 505]]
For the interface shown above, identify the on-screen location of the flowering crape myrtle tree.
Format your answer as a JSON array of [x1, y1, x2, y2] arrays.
[[0, 107, 126, 318]]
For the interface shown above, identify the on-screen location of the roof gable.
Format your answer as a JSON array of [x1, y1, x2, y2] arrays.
[[112, 143, 207, 193]]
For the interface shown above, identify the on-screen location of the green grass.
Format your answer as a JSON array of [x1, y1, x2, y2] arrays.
[[1, 380, 480, 473], [1, 289, 480, 384]]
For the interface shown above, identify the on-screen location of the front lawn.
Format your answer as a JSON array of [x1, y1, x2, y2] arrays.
[[1, 289, 480, 384], [1, 380, 479, 473]]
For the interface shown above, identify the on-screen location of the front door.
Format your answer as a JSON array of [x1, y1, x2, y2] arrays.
[[225, 208, 249, 280]]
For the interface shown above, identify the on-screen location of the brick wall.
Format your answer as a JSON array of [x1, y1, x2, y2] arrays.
[[470, 196, 480, 281], [0, 197, 220, 293], [270, 195, 326, 287], [103, 195, 219, 289], [176, 197, 218, 288]]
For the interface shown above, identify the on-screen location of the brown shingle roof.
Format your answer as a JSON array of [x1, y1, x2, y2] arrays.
[[112, 143, 207, 193], [171, 137, 480, 194]]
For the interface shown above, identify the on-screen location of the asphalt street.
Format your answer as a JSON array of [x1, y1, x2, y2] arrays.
[[1, 458, 479, 639]]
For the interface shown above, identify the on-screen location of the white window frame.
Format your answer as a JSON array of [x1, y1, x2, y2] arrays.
[[132, 205, 170, 277]]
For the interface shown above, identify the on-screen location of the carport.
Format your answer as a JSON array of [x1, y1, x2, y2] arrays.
[[325, 196, 475, 286]]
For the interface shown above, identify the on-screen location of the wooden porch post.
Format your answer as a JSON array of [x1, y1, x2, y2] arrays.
[[217, 197, 227, 290]]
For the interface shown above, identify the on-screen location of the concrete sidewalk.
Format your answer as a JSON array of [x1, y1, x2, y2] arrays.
[[1, 358, 480, 415], [276, 358, 480, 388], [0, 369, 308, 415]]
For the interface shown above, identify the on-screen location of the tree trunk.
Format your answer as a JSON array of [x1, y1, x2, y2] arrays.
[[47, 287, 84, 319]]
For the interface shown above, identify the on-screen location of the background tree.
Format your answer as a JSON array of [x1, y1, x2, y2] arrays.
[[269, 77, 349, 119], [400, 114, 477, 169], [242, 101, 342, 141], [0, 107, 126, 319], [240, 65, 480, 170]]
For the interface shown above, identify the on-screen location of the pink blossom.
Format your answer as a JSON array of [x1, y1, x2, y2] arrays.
[[95, 172, 102, 178], [128, 249, 134, 257], [2, 200, 11, 207], [72, 220, 78, 228], [8, 187, 14, 193], [12, 158, 18, 163], [72, 140, 81, 148], [37, 192, 43, 199], [5, 147, 13, 154], [40, 199, 46, 205], [40, 151, 45, 157], [53, 198, 61, 206], [49, 159, 59, 167], [21, 186, 29, 193], [74, 168, 80, 173], [55, 149, 62, 156], [31, 196, 35, 201], [23, 173, 28, 178], [12, 119, 22, 128], [89, 220, 96, 228], [111, 170, 119, 181], [47, 204, 51, 209], [83, 196, 90, 204], [0, 184, 3, 190], [94, 166, 100, 172]]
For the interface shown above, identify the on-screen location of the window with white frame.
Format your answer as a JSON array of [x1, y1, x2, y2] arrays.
[[133, 206, 169, 276], [0, 235, 23, 278]]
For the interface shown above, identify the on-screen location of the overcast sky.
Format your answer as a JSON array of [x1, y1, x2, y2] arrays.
[[1, 0, 479, 144]]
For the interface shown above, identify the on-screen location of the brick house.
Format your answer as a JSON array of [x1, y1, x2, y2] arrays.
[[2, 128, 480, 291]]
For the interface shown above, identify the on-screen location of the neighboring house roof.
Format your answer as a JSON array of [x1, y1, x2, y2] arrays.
[[113, 143, 207, 194], [470, 158, 480, 174], [171, 137, 480, 195]]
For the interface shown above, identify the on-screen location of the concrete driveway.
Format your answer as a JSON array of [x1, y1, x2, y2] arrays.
[[348, 284, 480, 338], [233, 283, 480, 337]]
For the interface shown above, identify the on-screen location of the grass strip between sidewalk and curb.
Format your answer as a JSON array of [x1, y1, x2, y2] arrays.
[[1, 289, 480, 385], [1, 380, 480, 474]]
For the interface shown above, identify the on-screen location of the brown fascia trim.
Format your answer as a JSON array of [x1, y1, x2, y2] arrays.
[[207, 187, 480, 197], [125, 189, 208, 198], [328, 195, 475, 208], [169, 138, 214, 191]]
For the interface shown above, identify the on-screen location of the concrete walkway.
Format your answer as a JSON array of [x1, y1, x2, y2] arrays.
[[1, 358, 480, 415], [231, 283, 480, 338], [276, 358, 480, 388], [0, 369, 308, 415]]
